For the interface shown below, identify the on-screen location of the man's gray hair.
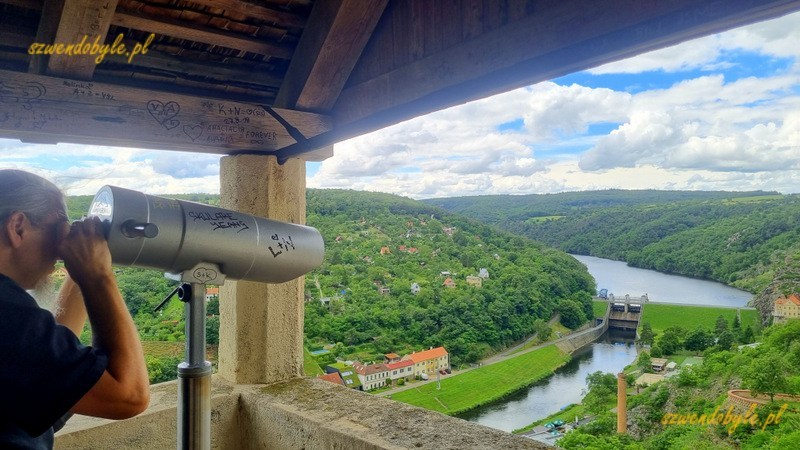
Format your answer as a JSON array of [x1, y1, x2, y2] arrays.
[[0, 169, 65, 226]]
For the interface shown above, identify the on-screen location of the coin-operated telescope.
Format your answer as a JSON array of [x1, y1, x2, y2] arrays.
[[89, 185, 324, 450]]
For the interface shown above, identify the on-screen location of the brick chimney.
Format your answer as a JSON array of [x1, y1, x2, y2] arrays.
[[617, 372, 627, 434]]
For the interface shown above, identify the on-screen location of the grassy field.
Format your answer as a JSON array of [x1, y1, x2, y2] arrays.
[[640, 304, 759, 335], [303, 347, 324, 377], [142, 340, 185, 358], [739, 308, 761, 330], [390, 345, 570, 416], [592, 301, 608, 318]]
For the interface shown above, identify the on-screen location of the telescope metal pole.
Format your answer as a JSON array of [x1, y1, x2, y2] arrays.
[[177, 282, 212, 450]]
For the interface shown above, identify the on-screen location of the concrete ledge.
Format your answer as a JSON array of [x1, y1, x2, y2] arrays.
[[56, 377, 549, 449]]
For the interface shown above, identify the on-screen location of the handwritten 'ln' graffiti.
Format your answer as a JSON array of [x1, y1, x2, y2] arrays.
[[268, 234, 295, 258]]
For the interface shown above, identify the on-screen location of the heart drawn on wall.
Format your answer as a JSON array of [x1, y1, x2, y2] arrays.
[[183, 123, 203, 141], [147, 100, 181, 130]]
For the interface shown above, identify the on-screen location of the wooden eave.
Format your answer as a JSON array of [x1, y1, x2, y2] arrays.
[[1, 0, 799, 163]]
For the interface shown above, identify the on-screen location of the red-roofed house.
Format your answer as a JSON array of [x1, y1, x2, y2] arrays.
[[317, 372, 345, 386], [353, 362, 390, 390], [384, 353, 401, 363], [205, 286, 219, 301], [773, 294, 800, 323], [385, 360, 414, 383], [403, 347, 450, 377], [443, 278, 456, 288]]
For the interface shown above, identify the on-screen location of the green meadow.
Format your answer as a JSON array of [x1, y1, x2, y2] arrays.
[[390, 344, 569, 415], [640, 303, 759, 335], [592, 300, 608, 318]]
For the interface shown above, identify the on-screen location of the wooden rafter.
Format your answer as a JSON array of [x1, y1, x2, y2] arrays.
[[275, 0, 388, 112], [34, 0, 120, 80], [273, 0, 387, 161], [0, 69, 330, 155], [111, 12, 294, 59], [184, 0, 306, 29], [0, 0, 43, 10]]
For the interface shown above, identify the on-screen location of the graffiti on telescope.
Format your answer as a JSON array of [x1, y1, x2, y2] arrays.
[[268, 234, 295, 258], [192, 267, 218, 283], [187, 210, 251, 233]]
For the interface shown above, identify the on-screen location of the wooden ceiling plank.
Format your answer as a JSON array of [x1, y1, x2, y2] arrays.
[[274, 0, 388, 112], [112, 12, 294, 59], [102, 49, 282, 87], [28, 0, 63, 74], [0, 69, 330, 154], [0, 0, 43, 10], [184, 0, 306, 29], [45, 0, 120, 80]]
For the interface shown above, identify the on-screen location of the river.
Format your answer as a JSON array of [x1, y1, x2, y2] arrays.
[[462, 254, 753, 432], [571, 254, 753, 307]]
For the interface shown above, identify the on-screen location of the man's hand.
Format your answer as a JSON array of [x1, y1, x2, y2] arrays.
[[57, 217, 113, 285]]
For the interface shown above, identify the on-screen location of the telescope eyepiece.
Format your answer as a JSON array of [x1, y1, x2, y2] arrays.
[[121, 220, 159, 239]]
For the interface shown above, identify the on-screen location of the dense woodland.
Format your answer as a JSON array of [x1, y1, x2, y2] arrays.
[[304, 189, 595, 367], [428, 191, 800, 322]]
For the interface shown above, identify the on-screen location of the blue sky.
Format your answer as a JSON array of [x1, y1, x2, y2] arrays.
[[2, 11, 799, 198]]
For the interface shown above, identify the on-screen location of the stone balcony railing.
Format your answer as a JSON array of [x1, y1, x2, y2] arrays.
[[56, 376, 549, 449]]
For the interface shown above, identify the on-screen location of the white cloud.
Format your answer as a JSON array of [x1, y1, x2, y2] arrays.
[[589, 11, 800, 74]]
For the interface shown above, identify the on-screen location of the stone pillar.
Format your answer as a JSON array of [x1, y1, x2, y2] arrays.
[[218, 155, 307, 384], [617, 372, 627, 434]]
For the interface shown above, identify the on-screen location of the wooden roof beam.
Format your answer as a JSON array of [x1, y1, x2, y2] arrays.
[[29, 0, 120, 80], [275, 0, 388, 112], [184, 0, 307, 29], [111, 12, 294, 59], [273, 0, 387, 161], [0, 69, 330, 156]]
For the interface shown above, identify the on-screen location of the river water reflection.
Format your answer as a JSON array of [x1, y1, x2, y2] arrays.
[[463, 254, 753, 432]]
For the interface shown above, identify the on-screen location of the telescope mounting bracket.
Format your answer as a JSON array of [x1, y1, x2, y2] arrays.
[[165, 262, 226, 285]]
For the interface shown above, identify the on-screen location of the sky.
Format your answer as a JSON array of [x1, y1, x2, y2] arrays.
[[2, 11, 799, 199]]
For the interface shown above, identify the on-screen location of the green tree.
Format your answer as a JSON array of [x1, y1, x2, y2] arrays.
[[743, 350, 790, 402], [583, 372, 617, 414], [649, 344, 663, 358], [638, 322, 655, 346], [637, 351, 653, 373], [558, 299, 587, 329], [685, 328, 714, 353], [657, 327, 685, 355], [532, 319, 552, 342], [716, 329, 734, 350], [714, 315, 729, 337], [741, 325, 755, 344]]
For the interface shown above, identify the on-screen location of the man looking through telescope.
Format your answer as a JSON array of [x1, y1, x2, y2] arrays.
[[0, 169, 149, 449]]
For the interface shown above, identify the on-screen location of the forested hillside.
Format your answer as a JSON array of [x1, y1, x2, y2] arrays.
[[427, 191, 800, 322], [304, 189, 595, 367], [67, 190, 596, 371], [424, 190, 775, 225]]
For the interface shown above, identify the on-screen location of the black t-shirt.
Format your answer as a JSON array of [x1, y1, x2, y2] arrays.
[[0, 274, 108, 449]]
